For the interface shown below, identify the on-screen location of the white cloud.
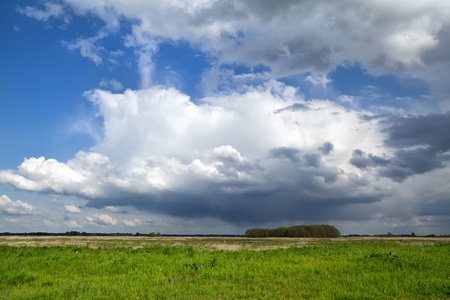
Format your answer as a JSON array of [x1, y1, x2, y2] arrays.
[[61, 0, 449, 78], [64, 204, 82, 214], [0, 84, 391, 224], [99, 79, 124, 92], [43, 219, 57, 226], [0, 195, 34, 215], [49, 0, 450, 109], [84, 214, 118, 226], [123, 219, 139, 227], [17, 2, 67, 23], [338, 95, 354, 104], [64, 220, 82, 228], [63, 38, 104, 65], [305, 74, 332, 87], [103, 206, 120, 213]]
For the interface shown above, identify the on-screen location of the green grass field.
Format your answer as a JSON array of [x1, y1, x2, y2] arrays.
[[0, 237, 449, 299]]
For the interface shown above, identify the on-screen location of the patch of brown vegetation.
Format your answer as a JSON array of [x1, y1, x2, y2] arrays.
[[0, 236, 448, 250]]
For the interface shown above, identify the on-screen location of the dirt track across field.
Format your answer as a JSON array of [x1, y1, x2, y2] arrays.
[[0, 236, 448, 251]]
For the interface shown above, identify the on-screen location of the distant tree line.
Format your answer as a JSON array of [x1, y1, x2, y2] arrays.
[[0, 231, 147, 237], [0, 232, 245, 237], [0, 230, 447, 238], [245, 225, 341, 238]]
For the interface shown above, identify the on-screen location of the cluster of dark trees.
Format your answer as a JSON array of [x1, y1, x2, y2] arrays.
[[245, 224, 341, 238]]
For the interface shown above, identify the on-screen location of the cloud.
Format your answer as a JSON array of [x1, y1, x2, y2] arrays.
[[318, 142, 334, 155], [43, 219, 58, 226], [103, 206, 120, 213], [63, 38, 104, 65], [64, 204, 82, 214], [274, 103, 310, 114], [123, 219, 141, 227], [53, 1, 449, 97], [7, 0, 450, 234], [64, 220, 82, 228], [305, 74, 332, 87], [99, 79, 124, 92], [350, 149, 391, 170], [84, 214, 118, 226], [1, 82, 448, 227], [17, 2, 68, 23], [338, 95, 354, 104], [0, 83, 393, 224], [0, 195, 34, 216], [382, 113, 450, 151], [350, 113, 450, 182]]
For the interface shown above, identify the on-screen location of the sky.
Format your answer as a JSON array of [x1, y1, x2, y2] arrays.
[[0, 0, 449, 235]]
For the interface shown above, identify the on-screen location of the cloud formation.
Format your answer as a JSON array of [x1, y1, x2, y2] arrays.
[[59, 0, 450, 90], [350, 113, 450, 182], [64, 205, 82, 214], [17, 2, 68, 23], [0, 195, 34, 216], [4, 0, 450, 234], [84, 214, 118, 226], [0, 83, 392, 224]]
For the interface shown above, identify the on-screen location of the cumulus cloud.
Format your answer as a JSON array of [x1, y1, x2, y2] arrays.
[[9, 1, 450, 231], [64, 220, 82, 228], [84, 214, 118, 226], [64, 204, 82, 214], [0, 195, 34, 216], [0, 83, 393, 224], [123, 219, 142, 227]]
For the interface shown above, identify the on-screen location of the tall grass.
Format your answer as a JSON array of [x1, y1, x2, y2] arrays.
[[0, 240, 449, 299]]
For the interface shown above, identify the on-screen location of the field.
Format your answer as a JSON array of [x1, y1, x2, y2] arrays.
[[0, 236, 449, 299]]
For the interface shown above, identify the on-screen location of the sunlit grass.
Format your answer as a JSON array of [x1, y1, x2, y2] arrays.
[[0, 239, 449, 299]]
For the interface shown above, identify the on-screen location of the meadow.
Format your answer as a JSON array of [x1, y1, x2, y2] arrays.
[[0, 236, 449, 299]]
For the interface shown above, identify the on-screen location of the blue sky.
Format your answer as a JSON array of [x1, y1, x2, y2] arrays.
[[1, 0, 449, 235]]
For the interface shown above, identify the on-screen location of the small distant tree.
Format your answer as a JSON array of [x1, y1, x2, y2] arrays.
[[411, 232, 417, 237], [148, 232, 161, 237], [387, 232, 394, 237]]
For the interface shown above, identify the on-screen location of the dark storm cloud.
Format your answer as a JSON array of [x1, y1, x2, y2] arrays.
[[351, 113, 450, 181], [270, 147, 301, 162], [350, 149, 391, 169], [318, 142, 334, 155], [81, 143, 380, 225], [383, 113, 450, 150], [86, 188, 382, 225], [270, 147, 327, 169], [417, 198, 450, 217]]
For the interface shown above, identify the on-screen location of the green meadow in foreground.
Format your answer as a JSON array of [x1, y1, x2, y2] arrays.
[[0, 239, 449, 299]]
